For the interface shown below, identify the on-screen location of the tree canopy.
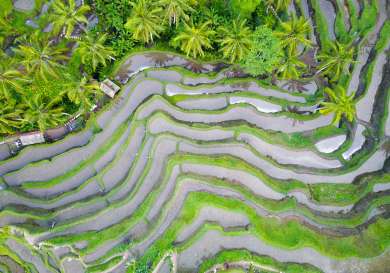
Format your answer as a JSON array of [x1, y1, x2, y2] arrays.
[[74, 33, 115, 72], [241, 26, 284, 76], [218, 19, 252, 63], [50, 0, 90, 37], [172, 21, 215, 58], [320, 86, 357, 125], [125, 0, 165, 44]]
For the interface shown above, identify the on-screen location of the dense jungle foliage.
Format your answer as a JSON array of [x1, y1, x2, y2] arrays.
[[0, 0, 374, 136]]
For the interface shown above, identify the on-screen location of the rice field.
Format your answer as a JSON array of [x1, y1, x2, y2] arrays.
[[0, 0, 389, 273]]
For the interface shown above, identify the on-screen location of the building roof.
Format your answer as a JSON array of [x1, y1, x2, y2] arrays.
[[100, 79, 120, 98], [20, 132, 45, 146]]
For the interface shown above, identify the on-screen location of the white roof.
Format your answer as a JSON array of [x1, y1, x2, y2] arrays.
[[100, 79, 120, 98], [100, 83, 116, 98], [20, 132, 45, 146], [103, 79, 120, 92]]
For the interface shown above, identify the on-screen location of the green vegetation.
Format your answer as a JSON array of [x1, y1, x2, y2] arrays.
[[199, 249, 321, 273], [22, 92, 68, 131], [124, 0, 164, 44], [159, 0, 195, 27], [66, 77, 101, 112], [320, 86, 357, 124], [50, 0, 90, 37], [274, 14, 312, 55], [74, 33, 115, 72], [172, 20, 215, 58], [277, 54, 306, 80], [0, 0, 388, 273], [14, 33, 68, 81], [358, 0, 378, 35], [0, 60, 25, 100], [218, 19, 252, 63], [0, 0, 114, 135], [0, 0, 338, 135], [230, 0, 261, 18], [241, 26, 283, 76], [133, 188, 390, 272], [317, 41, 355, 82]]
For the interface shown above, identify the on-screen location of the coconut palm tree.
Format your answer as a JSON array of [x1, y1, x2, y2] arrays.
[[274, 15, 312, 55], [201, 6, 226, 28], [317, 41, 354, 82], [158, 0, 195, 27], [14, 34, 68, 81], [278, 54, 306, 79], [173, 20, 215, 58], [0, 60, 25, 100], [125, 0, 165, 44], [0, 17, 13, 47], [22, 92, 69, 132], [266, 0, 292, 12], [50, 0, 90, 37], [264, 0, 291, 22], [0, 98, 25, 135], [74, 33, 115, 72], [218, 19, 252, 63], [319, 86, 356, 125], [66, 77, 100, 112]]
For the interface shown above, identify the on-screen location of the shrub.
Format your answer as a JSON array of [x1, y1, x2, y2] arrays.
[[0, 0, 13, 17], [240, 25, 283, 76], [230, 0, 262, 18]]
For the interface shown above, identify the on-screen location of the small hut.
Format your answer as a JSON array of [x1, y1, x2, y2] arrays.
[[19, 132, 45, 146], [100, 79, 120, 98]]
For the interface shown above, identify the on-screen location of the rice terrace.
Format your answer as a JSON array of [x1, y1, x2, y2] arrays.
[[0, 0, 390, 272]]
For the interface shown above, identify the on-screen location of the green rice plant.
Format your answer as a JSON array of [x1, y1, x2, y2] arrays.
[[198, 249, 322, 273]]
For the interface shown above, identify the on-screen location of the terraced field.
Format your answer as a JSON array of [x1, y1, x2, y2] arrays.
[[1, 1, 390, 273]]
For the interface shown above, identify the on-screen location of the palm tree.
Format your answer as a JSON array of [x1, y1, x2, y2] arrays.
[[218, 19, 252, 63], [317, 41, 354, 82], [201, 6, 225, 28], [158, 0, 195, 27], [274, 15, 312, 55], [14, 34, 68, 81], [50, 0, 90, 37], [0, 60, 25, 100], [278, 54, 306, 80], [0, 98, 25, 135], [74, 33, 115, 71], [266, 0, 291, 12], [22, 93, 69, 132], [125, 0, 165, 44], [66, 77, 100, 112], [0, 17, 13, 47], [173, 20, 215, 58], [319, 86, 356, 125], [264, 0, 291, 21]]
